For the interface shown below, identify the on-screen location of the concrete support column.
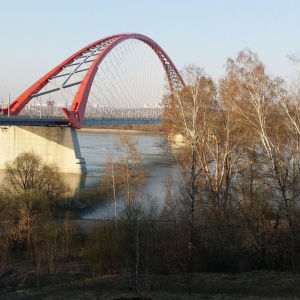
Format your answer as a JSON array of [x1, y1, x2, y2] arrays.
[[0, 126, 86, 173]]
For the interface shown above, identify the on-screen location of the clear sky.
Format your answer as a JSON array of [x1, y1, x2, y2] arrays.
[[1, 0, 300, 101]]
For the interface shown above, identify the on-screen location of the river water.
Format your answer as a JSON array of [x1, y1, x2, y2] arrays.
[[0, 130, 178, 220], [76, 131, 178, 219]]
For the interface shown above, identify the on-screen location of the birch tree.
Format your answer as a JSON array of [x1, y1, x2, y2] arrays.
[[116, 134, 145, 294], [163, 65, 220, 293], [115, 134, 146, 205], [224, 49, 300, 242]]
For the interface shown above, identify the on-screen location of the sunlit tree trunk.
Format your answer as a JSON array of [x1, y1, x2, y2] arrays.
[[100, 154, 119, 232], [223, 49, 300, 243]]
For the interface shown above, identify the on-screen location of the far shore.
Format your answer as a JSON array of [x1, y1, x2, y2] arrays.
[[78, 127, 163, 135]]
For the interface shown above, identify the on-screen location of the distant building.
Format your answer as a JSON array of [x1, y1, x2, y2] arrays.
[[47, 100, 54, 114], [144, 103, 163, 108]]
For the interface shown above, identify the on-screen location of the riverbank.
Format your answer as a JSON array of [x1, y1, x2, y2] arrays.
[[79, 123, 163, 134], [79, 127, 153, 134]]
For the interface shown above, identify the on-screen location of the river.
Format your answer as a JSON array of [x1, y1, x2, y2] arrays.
[[76, 130, 178, 219], [0, 130, 178, 220]]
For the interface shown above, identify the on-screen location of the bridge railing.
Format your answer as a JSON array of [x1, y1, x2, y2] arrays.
[[0, 115, 67, 120], [0, 115, 70, 126], [0, 114, 161, 126], [83, 117, 161, 126]]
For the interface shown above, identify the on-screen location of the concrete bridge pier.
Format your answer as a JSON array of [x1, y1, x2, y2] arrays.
[[0, 126, 86, 173]]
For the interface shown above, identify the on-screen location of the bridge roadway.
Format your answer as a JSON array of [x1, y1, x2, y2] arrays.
[[0, 115, 161, 126]]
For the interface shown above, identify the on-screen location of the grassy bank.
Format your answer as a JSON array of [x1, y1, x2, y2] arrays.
[[1, 268, 300, 299], [80, 123, 162, 134]]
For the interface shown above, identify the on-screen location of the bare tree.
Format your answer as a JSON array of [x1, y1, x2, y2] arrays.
[[223, 49, 300, 244], [1, 152, 70, 259], [163, 65, 220, 293], [115, 134, 146, 205], [99, 134, 147, 295], [4, 151, 69, 200]]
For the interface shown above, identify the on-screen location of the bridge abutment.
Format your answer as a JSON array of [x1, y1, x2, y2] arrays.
[[0, 126, 86, 173]]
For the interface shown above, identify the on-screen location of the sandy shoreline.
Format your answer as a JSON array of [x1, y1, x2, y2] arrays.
[[78, 127, 162, 134]]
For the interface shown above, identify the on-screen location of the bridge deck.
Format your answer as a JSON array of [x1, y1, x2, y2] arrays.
[[0, 116, 69, 126], [0, 116, 161, 127]]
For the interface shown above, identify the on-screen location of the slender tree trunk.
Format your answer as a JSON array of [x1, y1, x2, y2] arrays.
[[135, 217, 140, 295], [110, 161, 118, 233], [186, 145, 196, 295]]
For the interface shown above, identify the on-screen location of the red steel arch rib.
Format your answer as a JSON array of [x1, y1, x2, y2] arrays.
[[4, 33, 185, 129]]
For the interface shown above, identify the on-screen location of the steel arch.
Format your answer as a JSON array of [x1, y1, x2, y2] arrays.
[[3, 33, 185, 129]]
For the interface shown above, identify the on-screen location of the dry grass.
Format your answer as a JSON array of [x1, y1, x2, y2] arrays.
[[80, 123, 162, 134], [1, 269, 300, 299]]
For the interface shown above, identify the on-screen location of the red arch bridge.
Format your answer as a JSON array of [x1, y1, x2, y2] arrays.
[[0, 33, 184, 173], [0, 33, 184, 128]]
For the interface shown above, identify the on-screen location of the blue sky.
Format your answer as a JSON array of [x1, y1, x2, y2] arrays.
[[1, 0, 300, 101]]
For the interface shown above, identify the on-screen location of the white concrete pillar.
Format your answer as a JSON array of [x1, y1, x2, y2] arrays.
[[0, 126, 86, 173]]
